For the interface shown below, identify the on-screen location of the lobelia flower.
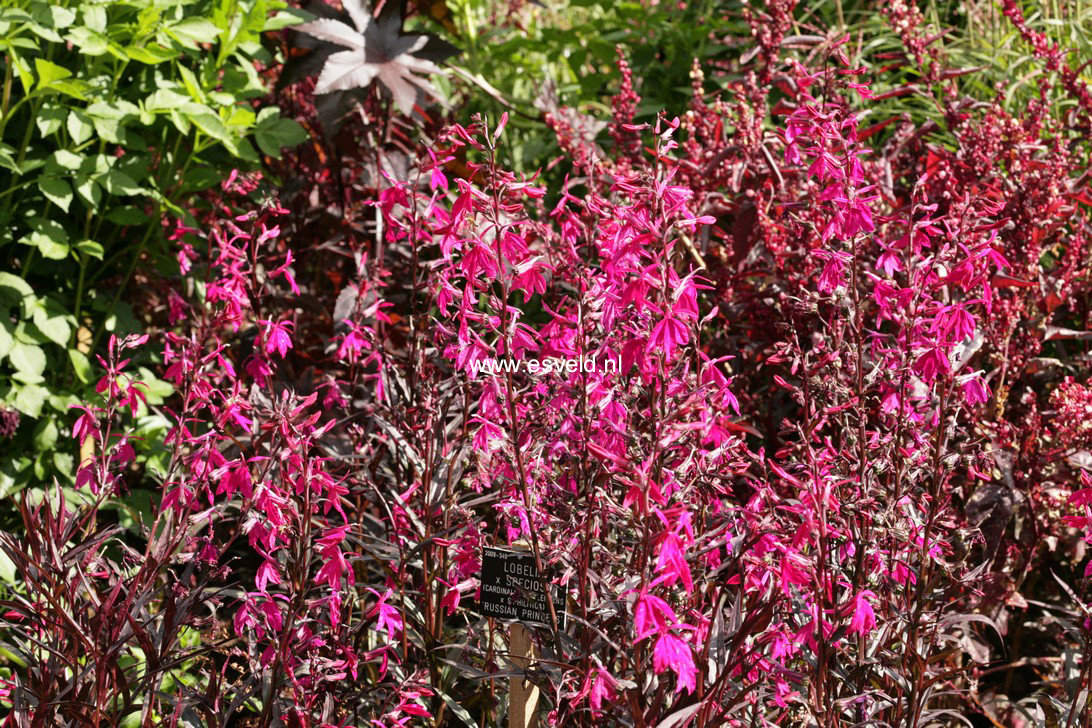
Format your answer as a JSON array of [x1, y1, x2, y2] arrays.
[[652, 633, 697, 695], [847, 590, 877, 636], [366, 588, 404, 641], [260, 319, 294, 358]]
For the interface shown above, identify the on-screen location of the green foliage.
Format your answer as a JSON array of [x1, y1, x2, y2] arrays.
[[0, 0, 305, 490], [438, 0, 746, 175]]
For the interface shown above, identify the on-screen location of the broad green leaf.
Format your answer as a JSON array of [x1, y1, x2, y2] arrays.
[[32, 417, 58, 451], [21, 217, 69, 259], [178, 64, 205, 102], [126, 43, 175, 64], [167, 17, 220, 47], [73, 175, 102, 207], [53, 451, 74, 480], [187, 109, 230, 142], [100, 168, 142, 196], [75, 239, 104, 259], [9, 341, 46, 378], [12, 382, 48, 417], [66, 25, 109, 55], [254, 108, 308, 158], [0, 549, 15, 585], [34, 58, 72, 89], [145, 88, 191, 112], [30, 296, 72, 346], [81, 4, 107, 33], [38, 175, 73, 212], [265, 9, 308, 31], [0, 319, 13, 360], [51, 149, 83, 171], [105, 205, 148, 225], [0, 143, 18, 173], [36, 104, 66, 136], [68, 348, 91, 383], [0, 272, 34, 309], [66, 108, 94, 144]]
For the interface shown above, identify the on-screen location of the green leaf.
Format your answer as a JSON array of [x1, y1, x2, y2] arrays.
[[100, 168, 143, 196], [186, 109, 230, 142], [30, 296, 72, 346], [12, 383, 48, 418], [106, 205, 149, 225], [75, 239, 104, 259], [68, 348, 91, 383], [178, 64, 205, 102], [264, 9, 308, 31], [0, 272, 34, 309], [36, 104, 67, 136], [32, 417, 58, 451], [73, 175, 102, 207], [66, 26, 109, 55], [51, 149, 84, 171], [0, 319, 13, 361], [34, 58, 71, 88], [53, 451, 74, 480], [167, 18, 220, 47], [9, 341, 46, 378], [0, 143, 18, 173], [21, 217, 69, 260], [0, 549, 16, 585], [126, 43, 175, 65], [38, 175, 73, 212], [67, 108, 94, 144], [82, 4, 107, 34], [254, 108, 308, 158]]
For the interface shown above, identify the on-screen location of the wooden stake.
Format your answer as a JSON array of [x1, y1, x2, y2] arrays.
[[508, 622, 539, 728]]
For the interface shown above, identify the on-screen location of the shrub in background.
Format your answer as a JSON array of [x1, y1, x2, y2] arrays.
[[0, 0, 306, 494]]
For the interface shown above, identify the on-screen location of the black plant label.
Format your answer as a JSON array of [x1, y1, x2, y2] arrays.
[[478, 546, 564, 627]]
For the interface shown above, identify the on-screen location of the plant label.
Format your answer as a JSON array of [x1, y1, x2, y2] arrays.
[[478, 546, 564, 627]]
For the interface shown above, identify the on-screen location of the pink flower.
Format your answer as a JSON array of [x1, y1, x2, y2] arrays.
[[652, 633, 697, 695], [260, 319, 294, 358], [634, 592, 678, 641], [654, 532, 694, 593], [367, 588, 404, 641], [962, 376, 990, 407], [847, 590, 877, 636]]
